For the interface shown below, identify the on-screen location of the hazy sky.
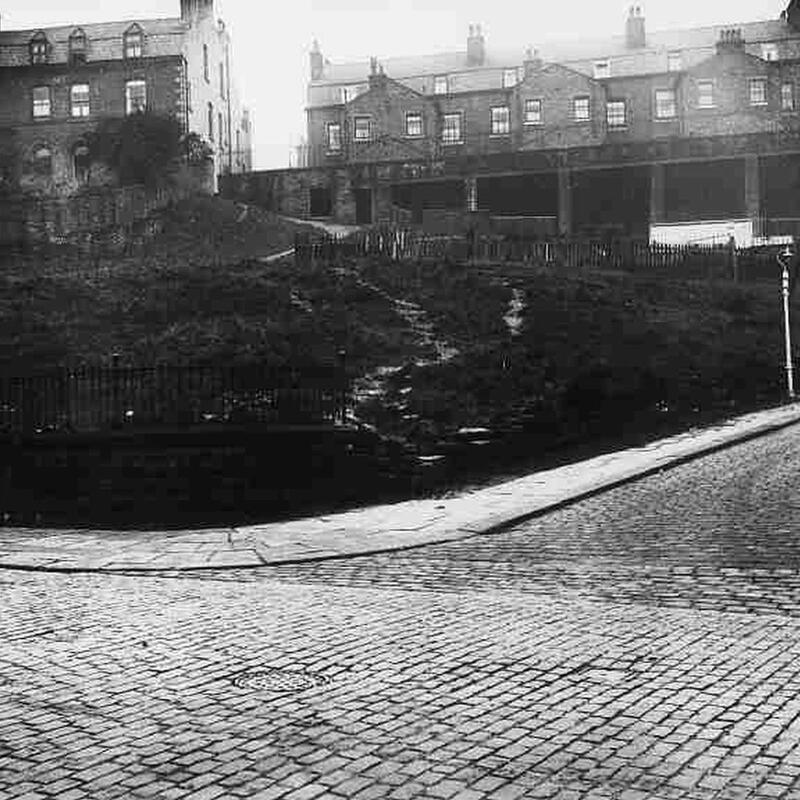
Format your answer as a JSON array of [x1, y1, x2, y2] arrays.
[[1, 1, 789, 168]]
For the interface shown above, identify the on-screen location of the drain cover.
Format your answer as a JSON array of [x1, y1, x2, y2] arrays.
[[232, 667, 330, 693]]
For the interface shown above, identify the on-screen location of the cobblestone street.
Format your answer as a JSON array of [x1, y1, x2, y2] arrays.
[[3, 425, 800, 800]]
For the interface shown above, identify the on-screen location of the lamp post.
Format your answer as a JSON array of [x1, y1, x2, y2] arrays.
[[777, 246, 796, 401]]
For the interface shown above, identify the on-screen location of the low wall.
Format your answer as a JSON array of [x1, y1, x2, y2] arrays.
[[0, 161, 214, 249]]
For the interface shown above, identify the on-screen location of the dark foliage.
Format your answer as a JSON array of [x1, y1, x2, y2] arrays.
[[87, 112, 183, 187]]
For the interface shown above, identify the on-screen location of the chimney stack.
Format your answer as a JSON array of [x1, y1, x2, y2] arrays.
[[310, 39, 324, 81], [180, 0, 214, 22], [524, 46, 543, 78], [786, 0, 800, 31], [369, 58, 388, 89], [467, 23, 486, 67], [625, 6, 646, 49], [716, 28, 745, 54]]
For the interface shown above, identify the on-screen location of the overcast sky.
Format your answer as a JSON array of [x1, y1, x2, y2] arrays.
[[1, 1, 789, 169]]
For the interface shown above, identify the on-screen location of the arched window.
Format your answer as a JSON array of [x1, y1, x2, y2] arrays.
[[69, 28, 87, 65], [32, 145, 52, 177], [29, 31, 49, 65], [207, 102, 214, 140], [73, 142, 91, 183], [124, 24, 144, 59]]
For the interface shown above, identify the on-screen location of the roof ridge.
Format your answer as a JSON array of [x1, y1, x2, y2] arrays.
[[0, 16, 185, 35]]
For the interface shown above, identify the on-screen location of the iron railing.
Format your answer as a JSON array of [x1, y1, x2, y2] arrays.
[[0, 361, 350, 436]]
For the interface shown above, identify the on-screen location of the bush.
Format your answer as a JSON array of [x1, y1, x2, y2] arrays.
[[87, 112, 183, 188]]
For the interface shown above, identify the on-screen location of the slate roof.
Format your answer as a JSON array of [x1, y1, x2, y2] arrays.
[[314, 17, 793, 92], [0, 18, 187, 67]]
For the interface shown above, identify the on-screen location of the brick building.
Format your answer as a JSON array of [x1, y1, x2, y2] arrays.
[[0, 0, 253, 195], [223, 1, 800, 243]]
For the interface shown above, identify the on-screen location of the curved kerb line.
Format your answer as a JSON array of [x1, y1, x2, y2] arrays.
[[0, 410, 798, 577]]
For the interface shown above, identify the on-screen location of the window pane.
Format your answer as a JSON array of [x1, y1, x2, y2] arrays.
[[503, 68, 518, 88], [697, 81, 714, 107], [750, 79, 767, 106], [762, 43, 779, 61], [125, 31, 142, 58], [524, 99, 542, 124], [327, 123, 341, 151], [655, 89, 676, 119], [573, 97, 590, 120], [594, 61, 610, 79], [667, 51, 682, 72], [126, 80, 147, 114], [491, 106, 510, 135], [30, 36, 48, 64], [32, 86, 51, 118], [71, 84, 90, 117], [783, 83, 795, 111], [406, 113, 423, 136], [607, 101, 626, 127], [353, 117, 371, 140], [442, 113, 462, 143], [434, 76, 448, 95]]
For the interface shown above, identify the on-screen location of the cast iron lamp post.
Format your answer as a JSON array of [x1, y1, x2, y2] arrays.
[[777, 246, 796, 401]]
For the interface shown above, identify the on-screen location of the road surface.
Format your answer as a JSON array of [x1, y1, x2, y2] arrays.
[[3, 424, 800, 799]]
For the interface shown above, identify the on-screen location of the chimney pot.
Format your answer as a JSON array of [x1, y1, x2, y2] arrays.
[[467, 22, 486, 66], [625, 5, 646, 48], [310, 39, 324, 80]]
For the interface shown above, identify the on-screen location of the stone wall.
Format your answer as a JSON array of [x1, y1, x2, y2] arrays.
[[0, 161, 213, 247]]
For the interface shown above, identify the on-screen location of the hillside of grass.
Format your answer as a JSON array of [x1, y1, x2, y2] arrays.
[[0, 206, 793, 489], [0, 197, 423, 373], [353, 260, 790, 476]]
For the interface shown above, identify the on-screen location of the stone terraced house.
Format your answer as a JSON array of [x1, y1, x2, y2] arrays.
[[0, 0, 253, 196], [224, 1, 800, 244]]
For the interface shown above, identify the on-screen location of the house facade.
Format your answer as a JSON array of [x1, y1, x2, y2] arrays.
[[0, 0, 253, 195], [223, 1, 800, 242]]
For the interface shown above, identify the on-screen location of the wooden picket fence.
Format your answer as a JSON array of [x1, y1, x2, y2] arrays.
[[295, 228, 782, 281]]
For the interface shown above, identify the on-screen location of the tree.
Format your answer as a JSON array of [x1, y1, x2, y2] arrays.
[[87, 112, 184, 188], [0, 134, 19, 192]]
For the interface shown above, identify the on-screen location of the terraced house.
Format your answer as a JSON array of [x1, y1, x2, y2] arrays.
[[0, 0, 253, 195], [226, 1, 800, 244]]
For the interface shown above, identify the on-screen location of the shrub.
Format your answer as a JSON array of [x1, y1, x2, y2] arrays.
[[87, 112, 183, 188]]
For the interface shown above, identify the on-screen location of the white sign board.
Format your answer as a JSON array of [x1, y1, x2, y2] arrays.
[[650, 219, 753, 248]]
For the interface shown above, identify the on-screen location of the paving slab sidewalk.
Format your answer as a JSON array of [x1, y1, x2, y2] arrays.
[[1, 402, 799, 573]]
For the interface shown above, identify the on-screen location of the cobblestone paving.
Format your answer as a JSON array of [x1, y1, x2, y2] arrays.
[[2, 426, 800, 799]]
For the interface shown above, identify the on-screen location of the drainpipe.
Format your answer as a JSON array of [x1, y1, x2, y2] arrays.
[[226, 43, 233, 173]]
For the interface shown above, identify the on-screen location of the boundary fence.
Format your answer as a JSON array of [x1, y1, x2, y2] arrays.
[[0, 361, 350, 436], [294, 229, 785, 280]]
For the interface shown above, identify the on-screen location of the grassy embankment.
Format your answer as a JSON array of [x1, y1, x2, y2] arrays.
[[0, 194, 792, 501], [0, 197, 421, 373], [356, 258, 789, 488]]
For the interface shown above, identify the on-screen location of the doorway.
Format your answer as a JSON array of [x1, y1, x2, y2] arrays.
[[354, 188, 372, 224]]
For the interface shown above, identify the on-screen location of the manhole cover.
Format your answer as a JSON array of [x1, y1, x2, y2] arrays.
[[231, 667, 330, 693]]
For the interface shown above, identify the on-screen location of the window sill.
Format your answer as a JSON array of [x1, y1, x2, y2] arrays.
[[441, 140, 464, 146], [489, 132, 511, 138], [523, 121, 543, 126], [654, 116, 677, 121]]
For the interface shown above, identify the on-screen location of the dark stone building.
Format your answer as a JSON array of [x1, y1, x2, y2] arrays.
[[0, 0, 253, 196], [223, 4, 800, 243]]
